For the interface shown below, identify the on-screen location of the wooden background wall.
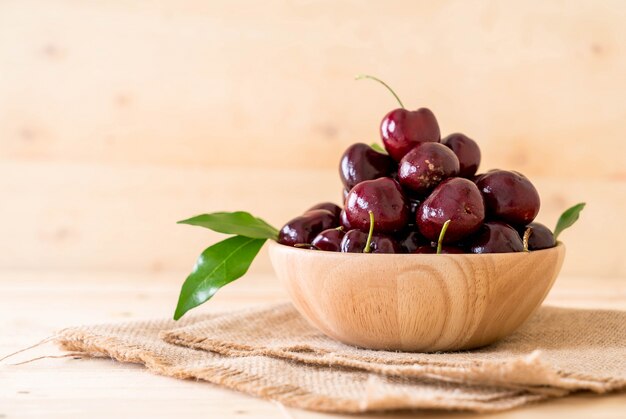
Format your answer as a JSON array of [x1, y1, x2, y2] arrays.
[[1, 0, 625, 278]]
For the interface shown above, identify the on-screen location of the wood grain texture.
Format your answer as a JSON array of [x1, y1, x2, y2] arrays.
[[0, 161, 623, 277], [2, 271, 625, 418], [269, 242, 565, 351], [1, 0, 625, 177], [0, 0, 625, 277]]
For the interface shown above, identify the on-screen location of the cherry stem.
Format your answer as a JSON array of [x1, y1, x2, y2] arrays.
[[363, 211, 375, 253], [335, 226, 344, 231], [294, 243, 321, 250], [523, 227, 533, 252], [436, 220, 451, 255], [355, 74, 405, 109]]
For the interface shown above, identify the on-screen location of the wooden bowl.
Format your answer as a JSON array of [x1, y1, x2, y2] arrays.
[[268, 241, 565, 352]]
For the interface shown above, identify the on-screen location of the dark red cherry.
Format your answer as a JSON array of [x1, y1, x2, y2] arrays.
[[311, 228, 345, 252], [413, 245, 464, 254], [339, 209, 352, 230], [476, 170, 540, 226], [340, 229, 400, 253], [397, 230, 428, 253], [307, 202, 341, 222], [340, 229, 367, 252], [520, 222, 556, 250], [345, 177, 409, 233], [442, 133, 481, 178], [398, 143, 460, 194], [339, 143, 395, 190], [468, 221, 524, 253], [417, 178, 485, 243], [381, 108, 441, 161], [369, 235, 402, 253], [278, 209, 336, 247]]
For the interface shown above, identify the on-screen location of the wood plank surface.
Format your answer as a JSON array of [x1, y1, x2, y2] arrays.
[[1, 1, 626, 416], [1, 271, 625, 418], [1, 1, 625, 176], [0, 161, 624, 276], [1, 0, 626, 276]]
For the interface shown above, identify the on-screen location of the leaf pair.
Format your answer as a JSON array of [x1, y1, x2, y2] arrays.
[[174, 212, 278, 320]]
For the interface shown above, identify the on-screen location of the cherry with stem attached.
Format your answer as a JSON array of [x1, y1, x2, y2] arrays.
[[356, 74, 440, 162]]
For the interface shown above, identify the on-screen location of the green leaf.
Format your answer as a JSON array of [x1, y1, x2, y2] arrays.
[[554, 202, 586, 240], [174, 236, 266, 320], [178, 211, 279, 240], [370, 143, 387, 154]]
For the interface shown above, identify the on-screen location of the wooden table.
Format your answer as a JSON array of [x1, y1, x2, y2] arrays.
[[1, 271, 625, 418]]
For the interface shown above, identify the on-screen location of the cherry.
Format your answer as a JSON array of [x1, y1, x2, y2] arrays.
[[398, 143, 460, 194], [442, 133, 481, 178], [307, 202, 341, 222], [340, 229, 400, 253], [356, 75, 440, 162], [345, 177, 409, 233], [397, 230, 428, 253], [475, 170, 540, 226], [413, 245, 463, 254], [417, 178, 485, 242], [278, 209, 336, 247], [369, 235, 402, 253], [339, 209, 352, 230], [520, 222, 556, 250], [339, 143, 395, 190], [381, 108, 441, 161], [468, 221, 524, 253], [311, 227, 345, 252], [340, 229, 367, 252]]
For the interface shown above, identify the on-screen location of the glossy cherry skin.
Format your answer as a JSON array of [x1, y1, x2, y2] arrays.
[[339, 143, 395, 190], [278, 209, 336, 247], [413, 245, 464, 254], [340, 229, 401, 253], [311, 228, 345, 252], [442, 133, 481, 178], [381, 108, 441, 162], [398, 143, 460, 194], [307, 202, 341, 222], [476, 170, 540, 226], [397, 230, 428, 253], [520, 222, 556, 250], [417, 177, 485, 243], [468, 221, 524, 253], [339, 209, 352, 230], [345, 177, 409, 233]]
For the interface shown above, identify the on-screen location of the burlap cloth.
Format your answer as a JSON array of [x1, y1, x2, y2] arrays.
[[57, 303, 626, 413]]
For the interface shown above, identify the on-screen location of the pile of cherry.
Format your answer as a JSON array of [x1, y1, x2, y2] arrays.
[[278, 78, 556, 254]]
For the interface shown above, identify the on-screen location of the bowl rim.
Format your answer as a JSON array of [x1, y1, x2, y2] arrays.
[[268, 240, 564, 258]]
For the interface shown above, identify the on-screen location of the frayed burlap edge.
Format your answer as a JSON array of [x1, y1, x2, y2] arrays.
[[162, 330, 618, 395], [57, 328, 552, 413]]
